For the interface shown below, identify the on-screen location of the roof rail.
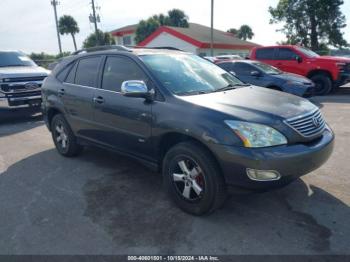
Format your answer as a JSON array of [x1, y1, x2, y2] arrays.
[[71, 45, 131, 55], [128, 46, 184, 51]]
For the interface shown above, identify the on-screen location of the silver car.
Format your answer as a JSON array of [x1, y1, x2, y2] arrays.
[[0, 51, 50, 109]]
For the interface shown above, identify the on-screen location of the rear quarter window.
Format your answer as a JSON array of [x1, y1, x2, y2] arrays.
[[255, 48, 275, 60], [56, 62, 75, 82]]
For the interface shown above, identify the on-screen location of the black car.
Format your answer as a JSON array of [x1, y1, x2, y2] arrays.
[[41, 47, 334, 215], [216, 60, 315, 97]]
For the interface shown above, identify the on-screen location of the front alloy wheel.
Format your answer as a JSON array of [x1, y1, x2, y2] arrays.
[[163, 142, 227, 215], [172, 158, 205, 201]]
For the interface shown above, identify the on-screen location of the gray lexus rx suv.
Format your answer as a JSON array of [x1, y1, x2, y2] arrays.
[[41, 46, 334, 215]]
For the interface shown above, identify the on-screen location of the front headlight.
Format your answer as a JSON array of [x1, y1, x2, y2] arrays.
[[286, 80, 303, 85], [225, 120, 287, 148]]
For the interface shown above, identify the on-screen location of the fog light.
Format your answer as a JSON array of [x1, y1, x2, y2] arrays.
[[246, 168, 281, 181]]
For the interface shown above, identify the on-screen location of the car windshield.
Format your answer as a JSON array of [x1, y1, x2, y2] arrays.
[[252, 62, 282, 75], [0, 51, 36, 67], [295, 47, 319, 58], [140, 53, 245, 95]]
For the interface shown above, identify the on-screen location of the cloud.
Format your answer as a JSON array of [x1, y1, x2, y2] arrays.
[[0, 0, 348, 54]]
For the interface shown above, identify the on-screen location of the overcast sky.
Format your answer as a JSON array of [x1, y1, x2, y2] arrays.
[[0, 0, 349, 54]]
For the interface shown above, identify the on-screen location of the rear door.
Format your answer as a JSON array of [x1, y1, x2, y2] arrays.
[[92, 55, 153, 159], [254, 48, 277, 67], [61, 56, 102, 138]]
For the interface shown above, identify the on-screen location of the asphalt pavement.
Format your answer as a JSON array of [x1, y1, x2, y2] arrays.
[[0, 87, 349, 255]]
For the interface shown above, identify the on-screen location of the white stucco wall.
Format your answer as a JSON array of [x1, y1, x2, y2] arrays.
[[143, 32, 198, 53], [114, 33, 136, 46]]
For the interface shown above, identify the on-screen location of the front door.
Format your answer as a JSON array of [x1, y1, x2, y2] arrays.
[[274, 47, 304, 75], [92, 55, 153, 159]]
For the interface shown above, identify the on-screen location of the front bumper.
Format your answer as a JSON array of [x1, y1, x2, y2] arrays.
[[210, 127, 334, 189], [336, 72, 350, 86], [0, 92, 42, 109], [283, 83, 315, 97]]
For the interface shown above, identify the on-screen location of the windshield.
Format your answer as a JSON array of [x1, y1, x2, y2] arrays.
[[140, 54, 245, 95], [295, 47, 319, 58], [0, 51, 36, 67], [252, 62, 282, 75]]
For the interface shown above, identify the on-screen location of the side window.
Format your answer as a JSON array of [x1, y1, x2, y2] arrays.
[[75, 56, 101, 87], [65, 62, 78, 84], [123, 36, 132, 45], [233, 63, 255, 76], [277, 48, 297, 60], [255, 48, 275, 60], [56, 62, 74, 82], [102, 56, 148, 92]]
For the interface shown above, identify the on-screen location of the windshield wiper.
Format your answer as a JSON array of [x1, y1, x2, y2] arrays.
[[214, 83, 249, 92], [177, 90, 210, 96]]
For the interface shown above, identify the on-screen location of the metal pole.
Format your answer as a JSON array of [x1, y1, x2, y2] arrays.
[[91, 0, 99, 45], [210, 0, 214, 56], [51, 0, 62, 54]]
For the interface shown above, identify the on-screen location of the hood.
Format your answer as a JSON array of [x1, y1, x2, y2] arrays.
[[273, 72, 312, 84], [311, 55, 350, 63], [179, 86, 317, 123], [0, 66, 50, 79]]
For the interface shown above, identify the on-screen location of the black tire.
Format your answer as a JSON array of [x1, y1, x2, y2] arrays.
[[51, 114, 83, 157], [162, 141, 227, 215], [310, 74, 332, 96]]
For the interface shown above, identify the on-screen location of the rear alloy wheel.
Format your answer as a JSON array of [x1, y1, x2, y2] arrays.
[[310, 74, 333, 96], [51, 114, 82, 157], [163, 142, 227, 215]]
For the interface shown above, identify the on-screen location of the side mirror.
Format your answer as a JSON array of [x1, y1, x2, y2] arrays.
[[296, 55, 303, 63], [250, 71, 261, 77], [121, 80, 154, 100]]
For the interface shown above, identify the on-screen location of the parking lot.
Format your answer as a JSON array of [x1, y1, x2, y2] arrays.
[[0, 87, 350, 255]]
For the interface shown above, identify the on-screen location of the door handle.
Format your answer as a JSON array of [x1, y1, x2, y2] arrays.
[[58, 88, 65, 96], [93, 96, 104, 104]]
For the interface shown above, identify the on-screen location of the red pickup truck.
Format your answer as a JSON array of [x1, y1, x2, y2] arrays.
[[250, 45, 350, 95]]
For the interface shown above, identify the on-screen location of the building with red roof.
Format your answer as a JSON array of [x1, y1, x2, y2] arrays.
[[111, 23, 260, 57]]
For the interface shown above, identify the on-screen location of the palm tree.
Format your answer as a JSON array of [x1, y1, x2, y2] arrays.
[[237, 25, 254, 40], [58, 15, 80, 51]]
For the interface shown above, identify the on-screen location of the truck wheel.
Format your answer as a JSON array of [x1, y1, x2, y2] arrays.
[[51, 114, 83, 157], [310, 74, 332, 96], [162, 142, 227, 215]]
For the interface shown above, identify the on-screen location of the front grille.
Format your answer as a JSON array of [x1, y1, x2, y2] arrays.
[[2, 76, 46, 82], [1, 83, 41, 92], [285, 109, 326, 137], [345, 63, 350, 73]]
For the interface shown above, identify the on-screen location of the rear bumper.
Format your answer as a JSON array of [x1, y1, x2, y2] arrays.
[[210, 126, 334, 189]]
